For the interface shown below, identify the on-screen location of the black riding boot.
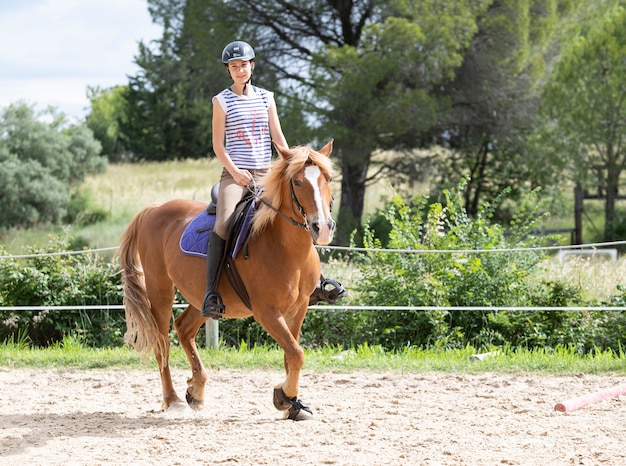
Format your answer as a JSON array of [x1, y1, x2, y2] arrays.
[[309, 275, 346, 306], [201, 231, 226, 319]]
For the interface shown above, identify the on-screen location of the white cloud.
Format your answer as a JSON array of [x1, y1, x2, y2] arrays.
[[0, 0, 162, 119]]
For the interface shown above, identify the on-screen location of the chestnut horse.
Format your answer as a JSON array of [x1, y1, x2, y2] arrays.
[[118, 141, 336, 420]]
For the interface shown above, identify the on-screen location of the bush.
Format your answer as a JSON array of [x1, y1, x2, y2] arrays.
[[0, 232, 124, 347], [0, 102, 106, 229], [65, 190, 109, 226], [350, 182, 621, 352]]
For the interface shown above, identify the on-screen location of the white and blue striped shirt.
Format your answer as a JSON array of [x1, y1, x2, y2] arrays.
[[214, 87, 274, 169]]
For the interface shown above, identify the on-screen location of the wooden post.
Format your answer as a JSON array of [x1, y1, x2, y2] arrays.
[[574, 185, 584, 245], [205, 319, 219, 348]]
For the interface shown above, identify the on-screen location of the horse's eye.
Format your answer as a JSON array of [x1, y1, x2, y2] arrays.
[[293, 179, 302, 187]]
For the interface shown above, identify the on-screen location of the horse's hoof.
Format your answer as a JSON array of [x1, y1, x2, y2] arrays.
[[186, 390, 205, 411], [282, 405, 314, 421], [162, 400, 190, 412], [273, 388, 313, 421]]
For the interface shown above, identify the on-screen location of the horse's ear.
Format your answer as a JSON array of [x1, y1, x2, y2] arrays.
[[273, 142, 292, 160], [318, 139, 334, 157]]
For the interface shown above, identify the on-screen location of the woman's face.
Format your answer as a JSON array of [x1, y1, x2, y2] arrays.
[[227, 60, 253, 84]]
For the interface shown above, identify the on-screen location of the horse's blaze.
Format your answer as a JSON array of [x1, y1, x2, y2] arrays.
[[304, 165, 334, 245]]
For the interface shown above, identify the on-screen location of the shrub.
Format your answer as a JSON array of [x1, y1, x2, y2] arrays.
[[0, 232, 124, 347], [0, 102, 106, 229], [351, 182, 597, 350]]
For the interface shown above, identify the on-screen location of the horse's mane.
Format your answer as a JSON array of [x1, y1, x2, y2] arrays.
[[251, 145, 334, 236]]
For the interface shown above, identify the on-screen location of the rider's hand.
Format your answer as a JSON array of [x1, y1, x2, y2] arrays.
[[233, 168, 253, 186]]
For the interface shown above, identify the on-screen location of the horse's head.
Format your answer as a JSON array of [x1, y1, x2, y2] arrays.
[[254, 140, 336, 245]]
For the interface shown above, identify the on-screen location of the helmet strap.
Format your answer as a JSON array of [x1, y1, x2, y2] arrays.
[[245, 62, 254, 96]]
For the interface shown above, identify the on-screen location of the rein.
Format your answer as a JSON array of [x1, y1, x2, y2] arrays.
[[254, 179, 309, 231]]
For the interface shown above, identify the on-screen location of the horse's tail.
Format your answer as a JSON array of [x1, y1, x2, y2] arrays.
[[117, 205, 165, 361]]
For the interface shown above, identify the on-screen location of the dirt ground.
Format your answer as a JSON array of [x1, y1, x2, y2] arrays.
[[1, 367, 625, 465]]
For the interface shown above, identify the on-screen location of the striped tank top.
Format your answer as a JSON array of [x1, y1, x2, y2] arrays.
[[214, 87, 274, 169]]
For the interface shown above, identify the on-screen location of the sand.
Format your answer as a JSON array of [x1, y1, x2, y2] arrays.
[[1, 367, 625, 465]]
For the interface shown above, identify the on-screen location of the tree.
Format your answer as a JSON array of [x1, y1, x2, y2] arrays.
[[178, 0, 487, 244], [540, 3, 626, 240], [86, 86, 128, 162], [122, 0, 617, 244], [0, 102, 105, 229], [310, 1, 489, 241], [120, 27, 209, 161], [419, 0, 597, 216], [123, 0, 312, 162]]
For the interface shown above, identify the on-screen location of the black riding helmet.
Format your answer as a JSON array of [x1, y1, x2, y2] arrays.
[[221, 41, 255, 64], [222, 41, 255, 95]]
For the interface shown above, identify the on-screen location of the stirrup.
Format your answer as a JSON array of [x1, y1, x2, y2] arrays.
[[308, 278, 346, 306], [201, 292, 225, 319]]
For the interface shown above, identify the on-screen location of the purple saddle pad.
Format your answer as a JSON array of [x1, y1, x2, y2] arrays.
[[179, 210, 215, 258], [179, 196, 257, 259]]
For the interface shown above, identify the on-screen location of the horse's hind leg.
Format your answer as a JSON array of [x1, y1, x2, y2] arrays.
[[173, 305, 209, 410], [146, 277, 185, 411]]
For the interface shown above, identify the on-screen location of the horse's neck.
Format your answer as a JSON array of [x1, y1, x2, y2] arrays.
[[258, 218, 312, 255]]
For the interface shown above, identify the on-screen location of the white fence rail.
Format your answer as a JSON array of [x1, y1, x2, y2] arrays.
[[3, 240, 626, 347]]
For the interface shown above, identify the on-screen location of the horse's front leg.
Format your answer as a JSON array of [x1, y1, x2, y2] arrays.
[[257, 308, 312, 420], [173, 305, 209, 410]]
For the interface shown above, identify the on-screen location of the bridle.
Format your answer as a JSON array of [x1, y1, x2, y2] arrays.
[[250, 158, 333, 233]]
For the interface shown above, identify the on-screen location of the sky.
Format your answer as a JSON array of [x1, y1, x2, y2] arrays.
[[0, 0, 162, 121]]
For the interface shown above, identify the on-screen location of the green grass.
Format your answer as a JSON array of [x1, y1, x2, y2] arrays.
[[2, 338, 625, 375], [0, 158, 225, 254], [1, 155, 618, 253], [0, 157, 400, 254]]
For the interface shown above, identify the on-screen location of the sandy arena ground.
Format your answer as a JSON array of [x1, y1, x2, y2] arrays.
[[1, 367, 625, 465]]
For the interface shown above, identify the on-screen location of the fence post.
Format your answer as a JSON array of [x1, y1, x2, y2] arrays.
[[205, 319, 219, 348], [574, 185, 584, 245]]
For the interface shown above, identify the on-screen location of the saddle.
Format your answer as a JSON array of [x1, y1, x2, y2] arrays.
[[179, 184, 255, 259], [179, 184, 257, 309]]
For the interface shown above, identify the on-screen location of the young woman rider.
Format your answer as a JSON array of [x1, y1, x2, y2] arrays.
[[201, 40, 345, 319]]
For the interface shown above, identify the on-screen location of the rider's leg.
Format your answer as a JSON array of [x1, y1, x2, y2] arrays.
[[201, 231, 226, 319], [200, 169, 240, 319]]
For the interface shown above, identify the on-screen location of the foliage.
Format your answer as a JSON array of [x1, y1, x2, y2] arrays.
[[348, 181, 623, 352], [118, 1, 610, 247], [424, 0, 596, 217], [1, 173, 624, 354], [86, 86, 128, 162], [597, 284, 626, 349], [538, 2, 626, 240], [0, 102, 106, 229], [0, 233, 124, 347], [311, 0, 490, 243]]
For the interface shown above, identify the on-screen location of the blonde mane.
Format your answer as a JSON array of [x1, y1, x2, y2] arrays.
[[251, 145, 334, 236]]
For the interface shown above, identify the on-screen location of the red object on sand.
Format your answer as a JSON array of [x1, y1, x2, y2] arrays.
[[554, 383, 626, 412]]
